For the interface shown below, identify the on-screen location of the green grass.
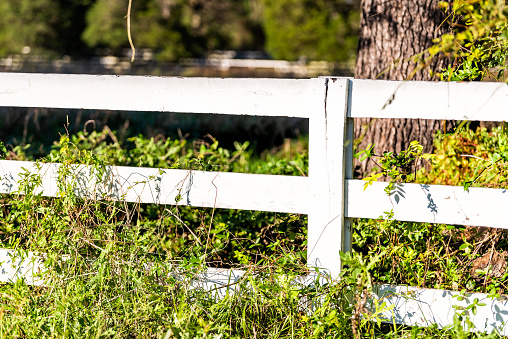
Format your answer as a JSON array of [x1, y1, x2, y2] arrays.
[[0, 126, 507, 338]]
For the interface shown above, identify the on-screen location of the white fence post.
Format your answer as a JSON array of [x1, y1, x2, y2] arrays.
[[308, 78, 350, 280]]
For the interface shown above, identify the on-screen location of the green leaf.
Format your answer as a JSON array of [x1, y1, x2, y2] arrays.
[[463, 181, 472, 192]]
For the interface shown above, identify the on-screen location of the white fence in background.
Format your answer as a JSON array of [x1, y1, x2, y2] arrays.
[[0, 73, 508, 334]]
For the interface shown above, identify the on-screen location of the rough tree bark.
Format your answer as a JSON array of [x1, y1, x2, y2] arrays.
[[354, 0, 452, 176]]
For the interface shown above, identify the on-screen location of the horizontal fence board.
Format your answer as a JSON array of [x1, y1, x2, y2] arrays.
[[373, 284, 508, 335], [0, 160, 309, 214], [350, 79, 508, 121], [0, 73, 323, 118], [346, 179, 508, 228]]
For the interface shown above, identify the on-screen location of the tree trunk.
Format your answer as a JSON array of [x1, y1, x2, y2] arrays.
[[354, 0, 451, 176]]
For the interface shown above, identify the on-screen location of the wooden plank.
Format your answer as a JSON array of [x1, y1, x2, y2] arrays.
[[0, 160, 310, 214], [373, 284, 508, 335], [308, 78, 349, 279], [0, 73, 321, 118], [350, 79, 508, 122], [346, 179, 508, 229]]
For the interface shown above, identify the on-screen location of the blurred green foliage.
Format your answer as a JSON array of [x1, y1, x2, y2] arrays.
[[83, 0, 265, 60], [0, 0, 91, 56], [0, 0, 360, 62], [261, 0, 359, 62]]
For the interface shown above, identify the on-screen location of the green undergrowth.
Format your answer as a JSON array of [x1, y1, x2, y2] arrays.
[[10, 128, 309, 176], [0, 125, 506, 338], [355, 125, 508, 296], [2, 128, 309, 267]]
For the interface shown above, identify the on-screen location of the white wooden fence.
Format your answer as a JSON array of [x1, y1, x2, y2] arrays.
[[0, 73, 508, 334]]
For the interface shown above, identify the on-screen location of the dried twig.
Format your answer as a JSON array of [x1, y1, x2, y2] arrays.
[[126, 0, 136, 62]]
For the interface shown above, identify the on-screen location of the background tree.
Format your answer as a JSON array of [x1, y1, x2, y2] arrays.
[[354, 0, 452, 175], [0, 0, 91, 57], [82, 0, 264, 61], [81, 0, 130, 54], [260, 0, 360, 62]]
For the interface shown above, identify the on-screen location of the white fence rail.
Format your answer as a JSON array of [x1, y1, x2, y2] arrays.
[[1, 73, 508, 334]]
